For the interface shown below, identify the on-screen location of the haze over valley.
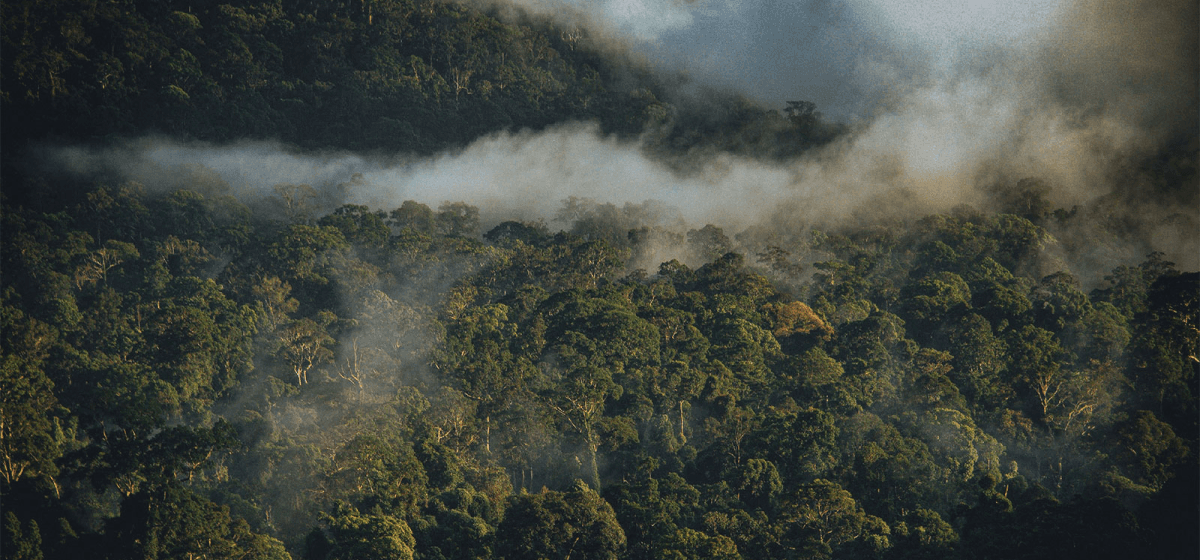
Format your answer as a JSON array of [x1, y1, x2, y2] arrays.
[[1, 1, 1196, 559]]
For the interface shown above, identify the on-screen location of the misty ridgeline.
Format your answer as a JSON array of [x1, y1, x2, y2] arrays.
[[1, 1, 1197, 560]]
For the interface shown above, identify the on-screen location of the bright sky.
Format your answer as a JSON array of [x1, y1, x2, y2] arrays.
[[851, 0, 1063, 45], [503, 0, 1068, 116]]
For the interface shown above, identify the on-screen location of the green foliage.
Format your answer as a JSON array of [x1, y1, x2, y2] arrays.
[[319, 501, 415, 560], [1108, 410, 1190, 490], [106, 484, 289, 560], [5, 0, 838, 158], [1, 188, 1194, 559], [319, 205, 390, 249], [889, 508, 957, 559], [2, 511, 44, 560], [899, 271, 971, 343], [0, 11, 1195, 553], [0, 307, 62, 490], [776, 479, 889, 559], [496, 481, 626, 560]]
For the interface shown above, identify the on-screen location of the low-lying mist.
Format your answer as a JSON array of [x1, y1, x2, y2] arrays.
[[35, 121, 1196, 278], [30, 0, 1200, 275]]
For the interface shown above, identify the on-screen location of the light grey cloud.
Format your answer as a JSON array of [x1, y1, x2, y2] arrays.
[[36, 0, 1198, 272]]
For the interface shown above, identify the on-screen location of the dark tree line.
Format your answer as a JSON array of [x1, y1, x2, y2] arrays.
[[0, 0, 836, 163]]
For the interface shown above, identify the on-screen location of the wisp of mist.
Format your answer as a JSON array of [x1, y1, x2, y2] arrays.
[[38, 0, 1199, 270]]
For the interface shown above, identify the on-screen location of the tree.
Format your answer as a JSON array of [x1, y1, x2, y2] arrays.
[[781, 347, 860, 414], [389, 201, 436, 234], [747, 407, 838, 484], [705, 316, 779, 403], [105, 484, 289, 560], [756, 245, 805, 280], [276, 313, 336, 385], [317, 501, 416, 560], [495, 481, 625, 560], [972, 279, 1033, 331], [266, 224, 350, 301], [901, 348, 968, 413], [85, 422, 239, 503], [834, 313, 912, 408], [947, 313, 1011, 410], [0, 362, 59, 494], [760, 300, 832, 354], [1090, 257, 1156, 320], [78, 185, 153, 244], [1127, 272, 1199, 427], [416, 483, 501, 560], [0, 305, 61, 493], [73, 239, 139, 290], [985, 177, 1053, 223], [777, 479, 889, 559], [889, 508, 958, 560], [274, 183, 319, 223], [251, 275, 299, 334], [1064, 302, 1130, 364], [668, 528, 741, 560], [1030, 271, 1091, 333], [140, 276, 259, 404], [542, 356, 620, 490], [898, 271, 971, 342], [1044, 360, 1122, 438], [1006, 325, 1067, 422], [688, 225, 733, 263], [2, 511, 43, 560], [989, 213, 1053, 274], [1109, 410, 1189, 491], [839, 413, 942, 518], [896, 407, 1004, 489], [605, 473, 708, 560], [319, 204, 390, 249], [436, 202, 480, 237], [484, 220, 551, 248], [727, 457, 782, 510], [438, 303, 535, 454]]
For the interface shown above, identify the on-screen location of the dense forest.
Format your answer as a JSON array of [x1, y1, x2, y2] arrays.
[[2, 1, 1198, 560], [0, 0, 838, 159]]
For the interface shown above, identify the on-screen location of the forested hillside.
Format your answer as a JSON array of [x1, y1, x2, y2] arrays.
[[0, 0, 836, 158], [4, 174, 1198, 559], [2, 1, 1198, 560]]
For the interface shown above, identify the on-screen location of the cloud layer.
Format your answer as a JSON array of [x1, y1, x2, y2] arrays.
[[35, 0, 1198, 272]]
